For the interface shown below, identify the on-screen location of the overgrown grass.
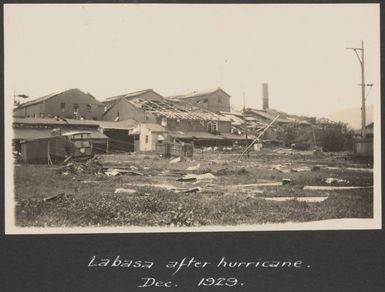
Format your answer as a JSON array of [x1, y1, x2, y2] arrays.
[[14, 150, 374, 227]]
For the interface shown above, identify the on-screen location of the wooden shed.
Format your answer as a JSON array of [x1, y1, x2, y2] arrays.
[[20, 136, 67, 164]]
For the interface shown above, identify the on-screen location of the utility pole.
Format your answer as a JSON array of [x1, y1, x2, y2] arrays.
[[346, 40, 367, 139], [242, 92, 249, 158]]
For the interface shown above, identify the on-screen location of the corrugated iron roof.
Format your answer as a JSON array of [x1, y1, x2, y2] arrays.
[[220, 133, 256, 140], [104, 89, 157, 102], [14, 88, 100, 109], [168, 87, 230, 100], [13, 117, 137, 130], [127, 98, 230, 122], [245, 109, 291, 124], [13, 128, 53, 140], [142, 123, 168, 132], [169, 131, 224, 140], [13, 128, 108, 140]]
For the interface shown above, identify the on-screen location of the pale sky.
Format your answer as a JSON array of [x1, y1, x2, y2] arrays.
[[4, 4, 380, 117]]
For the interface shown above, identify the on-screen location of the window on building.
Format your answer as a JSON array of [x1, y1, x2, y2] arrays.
[[86, 104, 92, 112], [213, 122, 218, 132], [145, 135, 149, 144], [73, 103, 79, 114], [114, 112, 120, 122], [218, 96, 222, 103], [203, 98, 208, 103], [60, 102, 66, 112], [208, 122, 219, 133]]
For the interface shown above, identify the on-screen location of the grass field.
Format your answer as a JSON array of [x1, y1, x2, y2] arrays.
[[14, 148, 374, 227]]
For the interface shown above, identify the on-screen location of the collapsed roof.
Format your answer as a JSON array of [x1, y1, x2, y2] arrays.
[[127, 97, 230, 122]]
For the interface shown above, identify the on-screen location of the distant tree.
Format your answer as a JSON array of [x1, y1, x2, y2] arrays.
[[317, 122, 353, 152]]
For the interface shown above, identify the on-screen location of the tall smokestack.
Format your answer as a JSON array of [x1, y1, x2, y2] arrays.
[[262, 83, 269, 110]]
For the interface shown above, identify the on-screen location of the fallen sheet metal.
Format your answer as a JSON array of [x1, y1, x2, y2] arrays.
[[177, 173, 217, 182], [303, 185, 373, 191], [158, 170, 187, 177], [273, 165, 291, 173], [170, 157, 182, 164], [81, 180, 102, 184], [105, 168, 144, 176], [326, 166, 373, 173], [114, 188, 136, 194], [262, 197, 328, 202], [232, 182, 283, 187], [325, 178, 349, 185], [43, 192, 65, 202], [291, 166, 311, 172], [186, 164, 201, 171], [179, 187, 201, 194]]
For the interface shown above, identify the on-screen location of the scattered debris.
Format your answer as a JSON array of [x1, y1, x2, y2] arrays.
[[297, 197, 328, 202], [303, 186, 373, 191], [273, 165, 291, 173], [312, 165, 321, 171], [58, 158, 103, 175], [105, 168, 144, 176], [186, 164, 201, 171], [177, 173, 217, 182], [232, 182, 283, 187], [62, 155, 72, 165], [81, 180, 102, 184], [105, 169, 121, 176], [158, 170, 187, 177], [179, 187, 201, 194], [43, 192, 65, 202], [291, 166, 311, 172], [325, 178, 349, 185], [215, 168, 229, 175], [282, 178, 291, 185], [170, 157, 182, 164], [114, 188, 136, 194], [237, 167, 249, 175], [176, 176, 197, 182], [326, 166, 373, 173], [262, 197, 328, 202]]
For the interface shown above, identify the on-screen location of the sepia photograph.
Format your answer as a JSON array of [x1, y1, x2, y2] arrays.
[[4, 3, 381, 234]]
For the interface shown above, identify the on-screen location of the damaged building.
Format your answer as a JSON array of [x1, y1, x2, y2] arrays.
[[168, 88, 231, 113], [13, 117, 138, 162], [13, 88, 105, 120], [101, 89, 249, 151]]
